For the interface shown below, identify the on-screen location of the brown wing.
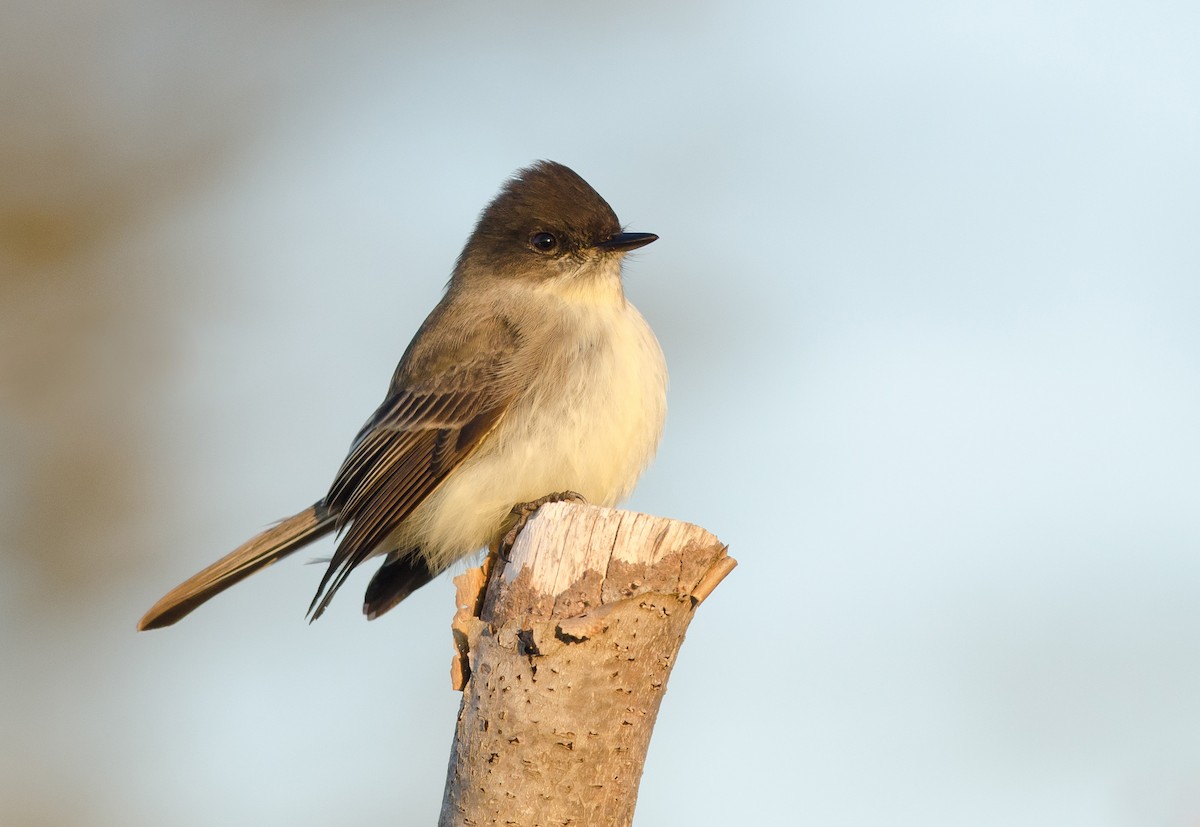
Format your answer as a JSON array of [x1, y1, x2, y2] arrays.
[[308, 312, 522, 620]]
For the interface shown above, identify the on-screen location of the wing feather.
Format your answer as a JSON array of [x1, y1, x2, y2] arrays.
[[308, 312, 523, 619]]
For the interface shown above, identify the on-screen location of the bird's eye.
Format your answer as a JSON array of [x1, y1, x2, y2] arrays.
[[530, 232, 558, 253]]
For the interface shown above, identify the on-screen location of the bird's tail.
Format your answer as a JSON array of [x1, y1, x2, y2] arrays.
[[137, 502, 336, 630]]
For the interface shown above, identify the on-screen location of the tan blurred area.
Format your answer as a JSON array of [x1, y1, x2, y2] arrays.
[[0, 2, 296, 600], [0, 7, 317, 823]]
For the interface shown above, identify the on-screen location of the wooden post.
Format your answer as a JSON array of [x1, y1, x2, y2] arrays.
[[441, 503, 734, 827]]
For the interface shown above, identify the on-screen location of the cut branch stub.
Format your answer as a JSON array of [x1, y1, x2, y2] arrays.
[[440, 503, 732, 827]]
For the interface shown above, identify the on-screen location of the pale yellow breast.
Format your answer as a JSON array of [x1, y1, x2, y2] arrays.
[[399, 293, 667, 571]]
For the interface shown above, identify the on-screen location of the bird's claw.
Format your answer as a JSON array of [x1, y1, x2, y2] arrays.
[[499, 491, 588, 557]]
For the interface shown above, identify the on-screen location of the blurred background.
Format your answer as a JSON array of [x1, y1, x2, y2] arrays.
[[2, 0, 1197, 824]]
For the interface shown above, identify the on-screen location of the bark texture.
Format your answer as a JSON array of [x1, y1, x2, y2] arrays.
[[440, 503, 732, 827]]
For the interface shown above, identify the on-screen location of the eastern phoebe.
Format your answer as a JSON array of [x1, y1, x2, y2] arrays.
[[138, 161, 666, 630]]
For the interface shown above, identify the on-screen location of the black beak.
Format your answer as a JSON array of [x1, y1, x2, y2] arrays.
[[594, 232, 658, 252]]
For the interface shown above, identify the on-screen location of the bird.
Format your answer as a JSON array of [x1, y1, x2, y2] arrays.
[[137, 160, 667, 630]]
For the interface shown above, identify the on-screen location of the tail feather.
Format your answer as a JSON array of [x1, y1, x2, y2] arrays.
[[360, 550, 436, 621], [137, 502, 335, 631]]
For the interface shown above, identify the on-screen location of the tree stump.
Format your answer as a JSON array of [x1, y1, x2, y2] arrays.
[[441, 502, 734, 827]]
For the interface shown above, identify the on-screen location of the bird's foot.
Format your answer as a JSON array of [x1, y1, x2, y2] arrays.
[[500, 491, 588, 557]]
